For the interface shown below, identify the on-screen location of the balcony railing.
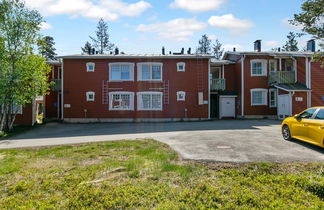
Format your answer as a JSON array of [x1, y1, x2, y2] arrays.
[[210, 79, 226, 91], [269, 71, 295, 84], [51, 79, 62, 91]]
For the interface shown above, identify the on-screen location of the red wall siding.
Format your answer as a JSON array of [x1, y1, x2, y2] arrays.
[[15, 104, 33, 125], [63, 58, 209, 119], [296, 57, 306, 84], [292, 92, 308, 115], [311, 62, 324, 106]]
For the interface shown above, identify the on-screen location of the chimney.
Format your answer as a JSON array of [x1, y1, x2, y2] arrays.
[[233, 48, 236, 52], [115, 47, 119, 55], [181, 48, 184, 54], [278, 47, 281, 52], [162, 47, 165, 55], [254, 40, 261, 52], [187, 48, 191, 54], [307, 39, 315, 52], [169, 51, 172, 55], [95, 51, 99, 54]]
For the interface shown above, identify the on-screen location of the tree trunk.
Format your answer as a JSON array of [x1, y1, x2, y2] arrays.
[[8, 114, 16, 131]]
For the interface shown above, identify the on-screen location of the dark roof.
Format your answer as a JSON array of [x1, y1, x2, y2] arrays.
[[224, 51, 314, 57], [274, 83, 311, 92], [210, 59, 234, 65], [58, 54, 213, 59]]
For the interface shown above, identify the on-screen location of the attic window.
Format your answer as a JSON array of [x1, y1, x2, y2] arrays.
[[86, 62, 95, 72], [177, 62, 185, 72], [177, 91, 186, 101]]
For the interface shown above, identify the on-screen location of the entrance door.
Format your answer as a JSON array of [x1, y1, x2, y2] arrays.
[[278, 94, 291, 119], [210, 94, 219, 118], [219, 97, 236, 119]]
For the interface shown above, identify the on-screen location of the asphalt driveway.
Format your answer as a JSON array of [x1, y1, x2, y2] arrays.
[[0, 120, 323, 162]]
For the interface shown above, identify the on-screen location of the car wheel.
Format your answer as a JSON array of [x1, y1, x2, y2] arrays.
[[282, 125, 292, 141]]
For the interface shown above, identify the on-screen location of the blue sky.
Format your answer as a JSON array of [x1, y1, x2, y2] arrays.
[[26, 0, 312, 55]]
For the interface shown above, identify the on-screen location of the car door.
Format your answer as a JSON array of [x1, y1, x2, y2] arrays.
[[307, 109, 324, 146], [290, 108, 317, 140]]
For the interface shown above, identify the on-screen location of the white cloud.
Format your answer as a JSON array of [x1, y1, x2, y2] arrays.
[[207, 34, 217, 40], [223, 44, 243, 52], [281, 18, 303, 30], [208, 14, 254, 35], [264, 41, 281, 49], [25, 0, 151, 21], [40, 22, 52, 30], [170, 0, 226, 12], [136, 18, 207, 41]]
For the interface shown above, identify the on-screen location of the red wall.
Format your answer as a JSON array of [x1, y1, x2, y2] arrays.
[[45, 65, 61, 118], [62, 58, 209, 119], [15, 104, 33, 125], [311, 62, 324, 106], [292, 92, 308, 115]]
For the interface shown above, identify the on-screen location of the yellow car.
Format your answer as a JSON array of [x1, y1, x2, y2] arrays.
[[281, 107, 324, 148]]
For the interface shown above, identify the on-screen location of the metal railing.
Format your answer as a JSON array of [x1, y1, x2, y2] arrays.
[[269, 71, 295, 84], [51, 79, 62, 91], [210, 79, 226, 91]]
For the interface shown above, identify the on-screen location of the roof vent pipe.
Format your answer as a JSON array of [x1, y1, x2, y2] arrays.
[[233, 48, 236, 52], [254, 40, 261, 52], [115, 47, 119, 55], [187, 48, 191, 54], [307, 39, 315, 52], [162, 47, 165, 55], [181, 48, 184, 54]]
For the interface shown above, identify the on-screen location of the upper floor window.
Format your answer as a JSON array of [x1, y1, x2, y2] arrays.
[[86, 62, 95, 72], [109, 92, 134, 111], [109, 63, 134, 81], [269, 60, 277, 72], [86, 91, 95, 101], [269, 89, 277, 108], [251, 59, 267, 76], [282, 59, 294, 71], [137, 92, 163, 111], [251, 89, 267, 106], [177, 62, 185, 72], [137, 63, 163, 81], [177, 91, 186, 101]]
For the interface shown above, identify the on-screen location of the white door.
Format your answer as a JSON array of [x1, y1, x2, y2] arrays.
[[220, 97, 235, 119], [278, 94, 291, 119]]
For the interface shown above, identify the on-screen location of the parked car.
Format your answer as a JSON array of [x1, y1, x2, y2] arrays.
[[281, 107, 324, 148]]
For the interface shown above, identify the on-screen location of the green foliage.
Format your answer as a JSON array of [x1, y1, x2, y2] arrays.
[[37, 36, 57, 60], [0, 139, 323, 209], [196, 34, 211, 55], [282, 32, 300, 51], [81, 41, 92, 55], [90, 18, 114, 54], [213, 38, 224, 60]]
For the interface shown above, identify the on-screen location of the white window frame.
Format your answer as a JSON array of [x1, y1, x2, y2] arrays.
[[137, 92, 163, 111], [269, 89, 277, 108], [177, 91, 186, 101], [269, 60, 277, 72], [137, 62, 163, 81], [86, 62, 95, 72], [1, 104, 23, 114], [109, 62, 134, 82], [109, 92, 134, 111], [86, 91, 95, 101], [250, 59, 267, 76], [177, 62, 186, 72], [250, 88, 268, 106]]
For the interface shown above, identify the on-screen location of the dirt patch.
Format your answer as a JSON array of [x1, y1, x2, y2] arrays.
[[80, 167, 127, 185], [80, 158, 104, 166], [0, 154, 5, 160], [27, 158, 70, 169]]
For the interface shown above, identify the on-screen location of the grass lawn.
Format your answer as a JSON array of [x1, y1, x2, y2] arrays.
[[0, 139, 323, 209]]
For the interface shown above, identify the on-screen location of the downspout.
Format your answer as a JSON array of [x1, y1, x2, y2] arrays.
[[208, 58, 211, 120], [290, 91, 295, 116], [61, 59, 64, 121], [291, 56, 297, 83], [241, 55, 246, 117], [308, 57, 312, 107], [305, 57, 310, 108]]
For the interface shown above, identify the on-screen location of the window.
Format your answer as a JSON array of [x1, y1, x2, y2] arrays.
[[298, 108, 317, 119], [269, 60, 277, 72], [251, 89, 267, 106], [86, 62, 95, 72], [137, 63, 163, 81], [177, 62, 185, 72], [86, 91, 95, 101], [251, 60, 267, 76], [137, 92, 163, 111], [269, 89, 277, 108], [315, 109, 324, 120], [109, 92, 134, 110], [282, 59, 294, 71], [109, 63, 134, 81], [1, 104, 23, 114], [177, 91, 186, 101]]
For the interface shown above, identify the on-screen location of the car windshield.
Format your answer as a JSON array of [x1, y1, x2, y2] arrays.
[[298, 108, 317, 119]]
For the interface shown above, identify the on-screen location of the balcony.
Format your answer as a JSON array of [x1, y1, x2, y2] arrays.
[[51, 79, 62, 91], [269, 71, 295, 84], [210, 79, 226, 91]]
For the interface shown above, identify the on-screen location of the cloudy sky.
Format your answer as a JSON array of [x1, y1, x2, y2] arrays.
[[25, 0, 311, 55]]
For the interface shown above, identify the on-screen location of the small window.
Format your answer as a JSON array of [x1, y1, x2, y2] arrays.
[[86, 62, 95, 72], [177, 91, 186, 101], [251, 60, 267, 76], [137, 92, 163, 111], [298, 108, 317, 119], [177, 62, 185, 72], [109, 63, 134, 81], [109, 92, 134, 110], [315, 109, 324, 120], [269, 60, 277, 72], [86, 91, 95, 101], [1, 104, 23, 114], [269, 89, 277, 108], [137, 63, 163, 81], [251, 89, 267, 106]]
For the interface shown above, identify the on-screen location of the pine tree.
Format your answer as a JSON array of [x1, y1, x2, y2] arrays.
[[282, 32, 299, 51], [81, 41, 92, 55], [38, 36, 57, 60], [212, 39, 224, 60], [196, 34, 211, 54], [90, 18, 114, 54]]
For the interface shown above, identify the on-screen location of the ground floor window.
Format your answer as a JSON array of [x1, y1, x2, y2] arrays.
[[251, 89, 267, 106], [109, 92, 134, 110], [269, 89, 277, 108], [137, 92, 163, 111]]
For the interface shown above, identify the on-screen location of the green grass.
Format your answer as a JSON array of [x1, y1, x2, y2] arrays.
[[0, 139, 323, 209]]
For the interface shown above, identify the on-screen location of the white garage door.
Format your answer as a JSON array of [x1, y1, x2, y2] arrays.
[[278, 94, 291, 119], [219, 97, 236, 119]]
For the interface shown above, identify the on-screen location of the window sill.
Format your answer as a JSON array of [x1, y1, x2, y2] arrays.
[[137, 109, 163, 111], [251, 104, 268, 106], [108, 80, 134, 82], [251, 75, 267, 77], [109, 109, 134, 111]]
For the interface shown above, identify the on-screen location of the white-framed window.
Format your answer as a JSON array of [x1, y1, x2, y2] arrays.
[[86, 91, 95, 101], [250, 59, 267, 76], [137, 63, 163, 81], [269, 89, 277, 108], [109, 92, 134, 111], [177, 62, 186, 72], [1, 104, 23, 114], [137, 92, 163, 111], [269, 60, 277, 72], [251, 89, 268, 106], [177, 91, 186, 101], [109, 63, 134, 81], [86, 62, 95, 72]]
